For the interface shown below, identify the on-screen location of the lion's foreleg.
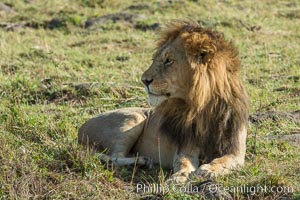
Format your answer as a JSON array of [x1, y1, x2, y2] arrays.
[[167, 147, 200, 184], [195, 126, 247, 178], [195, 154, 244, 178]]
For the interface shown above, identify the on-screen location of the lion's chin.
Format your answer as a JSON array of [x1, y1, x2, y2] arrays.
[[148, 94, 168, 107]]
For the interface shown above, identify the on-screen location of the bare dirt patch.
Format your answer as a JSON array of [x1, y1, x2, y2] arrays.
[[84, 12, 145, 29], [274, 87, 300, 97], [249, 110, 300, 123], [267, 133, 300, 148], [126, 3, 150, 10]]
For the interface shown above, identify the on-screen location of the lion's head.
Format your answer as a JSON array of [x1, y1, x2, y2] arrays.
[[142, 21, 248, 159], [142, 21, 243, 110]]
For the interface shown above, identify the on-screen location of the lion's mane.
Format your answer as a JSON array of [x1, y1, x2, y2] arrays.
[[157, 21, 249, 162]]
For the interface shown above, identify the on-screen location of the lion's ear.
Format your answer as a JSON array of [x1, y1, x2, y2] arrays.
[[183, 32, 217, 65], [198, 49, 214, 64]]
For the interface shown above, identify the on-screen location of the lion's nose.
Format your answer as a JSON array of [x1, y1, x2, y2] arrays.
[[141, 78, 153, 87]]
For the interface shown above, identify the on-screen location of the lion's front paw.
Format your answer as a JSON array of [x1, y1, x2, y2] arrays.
[[196, 164, 216, 178], [196, 164, 229, 178], [166, 172, 189, 185]]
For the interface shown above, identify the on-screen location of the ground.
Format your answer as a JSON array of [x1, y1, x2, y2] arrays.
[[0, 0, 299, 199]]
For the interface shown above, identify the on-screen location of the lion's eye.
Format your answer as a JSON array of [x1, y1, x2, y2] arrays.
[[164, 58, 174, 66]]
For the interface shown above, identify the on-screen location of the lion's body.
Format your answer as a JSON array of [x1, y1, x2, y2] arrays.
[[78, 21, 249, 183]]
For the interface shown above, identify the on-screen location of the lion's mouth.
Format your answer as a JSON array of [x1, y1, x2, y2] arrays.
[[144, 85, 171, 98], [148, 92, 171, 97]]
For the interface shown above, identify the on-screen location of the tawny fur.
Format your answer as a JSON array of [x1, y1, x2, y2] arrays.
[[78, 21, 249, 183]]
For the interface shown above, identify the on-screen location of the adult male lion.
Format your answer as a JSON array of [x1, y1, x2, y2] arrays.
[[78, 21, 249, 183]]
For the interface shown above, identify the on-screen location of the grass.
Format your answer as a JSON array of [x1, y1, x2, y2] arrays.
[[0, 0, 299, 199]]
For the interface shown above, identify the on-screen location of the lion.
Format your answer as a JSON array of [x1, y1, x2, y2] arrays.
[[78, 21, 249, 183]]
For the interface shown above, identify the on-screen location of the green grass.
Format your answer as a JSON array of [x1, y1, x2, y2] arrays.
[[0, 0, 299, 199]]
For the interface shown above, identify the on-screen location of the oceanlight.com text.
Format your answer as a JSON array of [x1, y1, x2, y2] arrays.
[[135, 183, 294, 196]]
